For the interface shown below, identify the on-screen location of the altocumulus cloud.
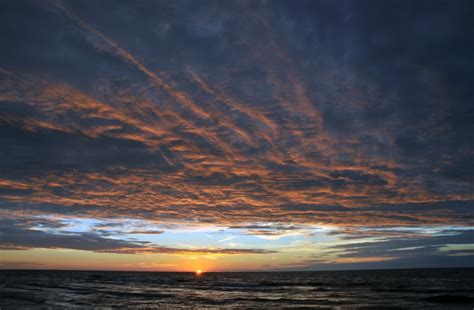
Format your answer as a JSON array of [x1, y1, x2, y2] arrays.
[[0, 0, 473, 268]]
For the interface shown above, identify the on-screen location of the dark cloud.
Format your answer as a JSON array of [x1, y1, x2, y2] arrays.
[[0, 217, 274, 255], [0, 261, 47, 269], [352, 230, 474, 268], [277, 229, 474, 271], [0, 0, 473, 268], [125, 230, 164, 235]]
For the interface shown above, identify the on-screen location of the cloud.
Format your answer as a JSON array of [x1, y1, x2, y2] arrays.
[[225, 223, 323, 240], [0, 217, 274, 255], [0, 0, 473, 269], [291, 228, 474, 270], [97, 247, 275, 255], [125, 230, 164, 235], [0, 261, 47, 269]]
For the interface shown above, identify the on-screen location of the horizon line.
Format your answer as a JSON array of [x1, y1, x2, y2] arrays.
[[2, 266, 473, 273]]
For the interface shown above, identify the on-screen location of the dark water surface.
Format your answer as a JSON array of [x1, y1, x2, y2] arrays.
[[1, 268, 474, 309]]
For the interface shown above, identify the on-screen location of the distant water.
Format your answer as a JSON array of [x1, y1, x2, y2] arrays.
[[1, 268, 474, 309]]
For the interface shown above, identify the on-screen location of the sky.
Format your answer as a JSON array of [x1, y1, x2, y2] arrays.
[[0, 0, 473, 272]]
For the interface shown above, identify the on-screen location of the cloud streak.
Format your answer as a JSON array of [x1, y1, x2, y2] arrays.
[[0, 217, 274, 255]]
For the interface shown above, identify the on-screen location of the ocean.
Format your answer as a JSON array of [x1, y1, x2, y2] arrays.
[[1, 268, 474, 309]]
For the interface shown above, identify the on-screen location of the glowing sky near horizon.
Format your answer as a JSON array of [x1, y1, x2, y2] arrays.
[[0, 0, 473, 271]]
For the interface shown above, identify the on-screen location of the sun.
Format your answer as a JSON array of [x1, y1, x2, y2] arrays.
[[195, 269, 203, 276]]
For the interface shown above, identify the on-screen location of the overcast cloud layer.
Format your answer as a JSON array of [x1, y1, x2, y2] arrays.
[[0, 0, 473, 270]]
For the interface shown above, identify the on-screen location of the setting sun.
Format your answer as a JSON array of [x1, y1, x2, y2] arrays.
[[195, 269, 203, 276]]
